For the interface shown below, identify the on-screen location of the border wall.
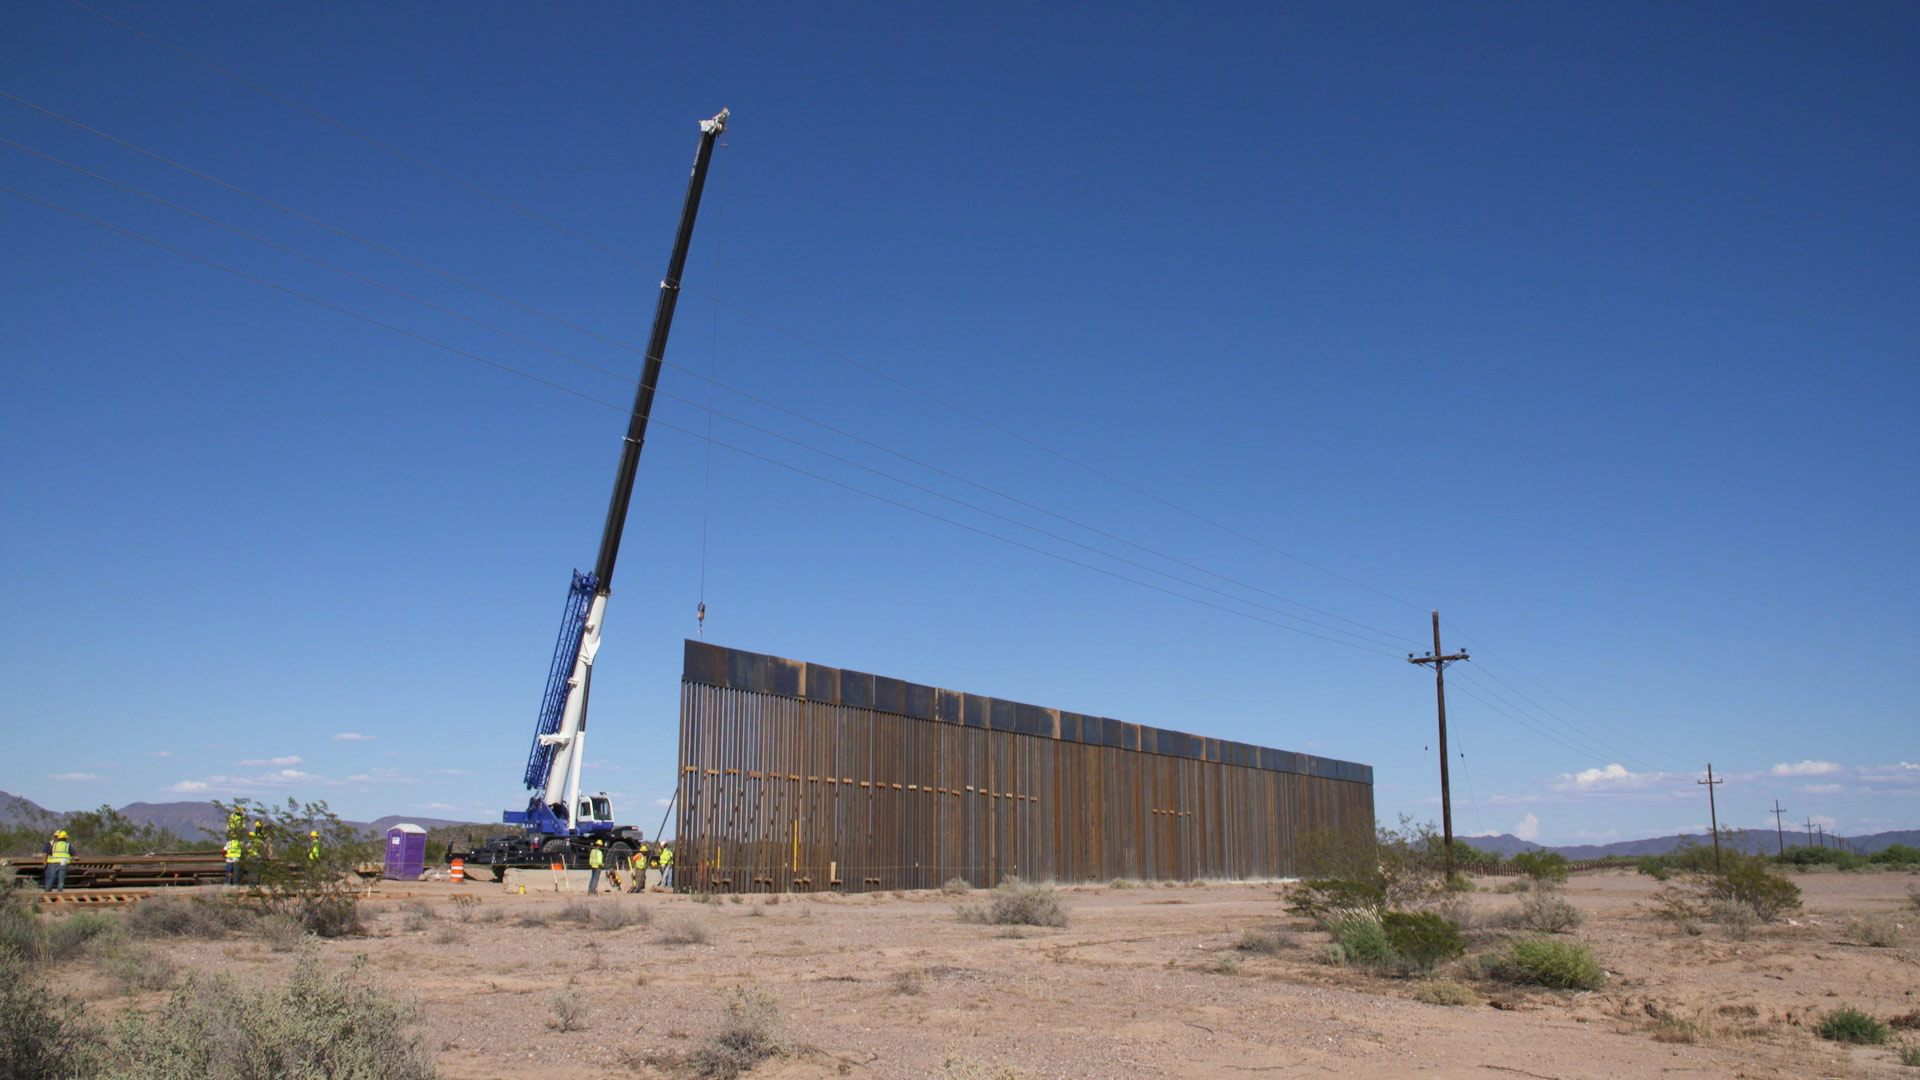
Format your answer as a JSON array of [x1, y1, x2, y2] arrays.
[[675, 641, 1373, 892]]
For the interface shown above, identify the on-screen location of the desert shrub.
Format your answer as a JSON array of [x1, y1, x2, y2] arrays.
[[1487, 937, 1605, 990], [293, 894, 362, 939], [1509, 851, 1570, 883], [1381, 911, 1464, 971], [401, 909, 432, 933], [658, 915, 712, 945], [1438, 838, 1505, 869], [1413, 979, 1478, 1006], [1108, 878, 1136, 890], [106, 947, 435, 1080], [42, 912, 118, 962], [959, 879, 1068, 928], [1777, 845, 1867, 871], [1285, 878, 1387, 924], [1909, 886, 1920, 912], [1896, 1041, 1920, 1067], [549, 987, 587, 1032], [1709, 858, 1801, 922], [1295, 816, 1450, 911], [1517, 890, 1587, 934], [1202, 952, 1241, 975], [514, 911, 550, 929], [0, 892, 39, 962], [938, 1052, 1033, 1080], [448, 894, 479, 921], [762, 894, 780, 906], [1847, 914, 1903, 948], [1235, 928, 1290, 955], [1710, 899, 1758, 940], [552, 901, 595, 926], [592, 903, 650, 930], [678, 986, 781, 1079], [890, 969, 924, 995], [1653, 1013, 1700, 1043], [125, 895, 255, 940], [1325, 910, 1398, 970], [93, 938, 176, 994], [1816, 1006, 1889, 1045], [1636, 856, 1672, 881], [1, 947, 99, 1080], [429, 924, 463, 946], [256, 912, 308, 952], [1870, 844, 1920, 867], [1443, 873, 1478, 894]]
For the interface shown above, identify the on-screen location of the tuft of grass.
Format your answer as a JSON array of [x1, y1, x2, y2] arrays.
[[657, 915, 712, 945], [1234, 928, 1290, 955], [1816, 1006, 1889, 1045], [691, 891, 719, 906], [1711, 899, 1758, 940], [448, 894, 479, 921], [401, 910, 432, 933], [429, 924, 463, 946], [124, 895, 255, 940], [1412, 979, 1478, 1007], [1325, 910, 1398, 970], [676, 986, 781, 1080], [591, 902, 650, 930], [890, 969, 924, 995], [762, 893, 781, 906], [1677, 917, 1706, 937], [958, 879, 1068, 928], [1494, 878, 1532, 895], [1847, 914, 1903, 948], [728, 895, 744, 905], [938, 1052, 1033, 1080], [1896, 1041, 1920, 1067], [92, 938, 176, 994], [552, 901, 595, 926], [548, 987, 587, 1032], [1202, 952, 1241, 975], [1652, 1014, 1700, 1043], [1486, 937, 1605, 990], [1444, 873, 1478, 894], [1108, 878, 1137, 890], [1517, 889, 1586, 934], [256, 912, 308, 953], [515, 911, 551, 929]]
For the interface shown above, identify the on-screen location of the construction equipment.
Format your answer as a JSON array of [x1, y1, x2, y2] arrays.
[[462, 108, 728, 876]]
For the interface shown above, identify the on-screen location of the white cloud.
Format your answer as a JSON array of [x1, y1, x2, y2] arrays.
[[49, 772, 102, 782], [331, 733, 376, 742], [238, 756, 302, 767], [1549, 763, 1676, 793], [654, 798, 673, 807], [168, 780, 209, 793], [1809, 814, 1837, 827], [1513, 813, 1540, 842], [423, 802, 459, 811], [146, 751, 173, 758], [1573, 764, 1632, 785], [1770, 760, 1842, 777], [426, 769, 471, 776], [1796, 784, 1844, 795]]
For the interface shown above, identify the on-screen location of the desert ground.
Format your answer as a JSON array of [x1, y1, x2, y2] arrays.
[[37, 868, 1920, 1079]]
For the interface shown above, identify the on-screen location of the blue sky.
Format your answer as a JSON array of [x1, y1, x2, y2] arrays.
[[3, 2, 1915, 846]]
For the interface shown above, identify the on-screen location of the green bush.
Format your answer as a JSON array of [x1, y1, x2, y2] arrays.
[[1487, 937, 1605, 990], [1509, 851, 1570, 883], [1325, 910, 1398, 970], [1635, 856, 1672, 881], [1285, 878, 1387, 923], [1815, 1006, 1889, 1045], [0, 947, 99, 1080], [1870, 844, 1920, 867], [1413, 979, 1478, 1006], [105, 947, 436, 1079], [1896, 1041, 1920, 1067], [1709, 858, 1801, 922], [1381, 911, 1464, 972], [43, 913, 118, 964], [1778, 845, 1867, 871]]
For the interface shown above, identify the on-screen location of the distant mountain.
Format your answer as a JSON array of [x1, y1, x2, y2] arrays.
[[366, 815, 493, 833], [1461, 828, 1915, 859], [4, 792, 491, 840], [117, 801, 227, 840], [0, 791, 63, 827]]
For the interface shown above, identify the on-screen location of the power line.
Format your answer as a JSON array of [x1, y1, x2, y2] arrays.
[[1447, 667, 1668, 773], [2, 183, 1413, 660], [0, 105, 1423, 651], [1450, 660, 1684, 771]]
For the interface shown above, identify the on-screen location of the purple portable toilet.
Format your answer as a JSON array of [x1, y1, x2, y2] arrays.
[[383, 823, 427, 881]]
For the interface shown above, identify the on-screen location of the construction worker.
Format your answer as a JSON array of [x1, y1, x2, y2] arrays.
[[224, 835, 243, 885], [43, 830, 73, 892], [632, 841, 653, 893], [658, 841, 675, 891], [244, 822, 264, 886], [587, 837, 606, 895], [226, 808, 244, 842]]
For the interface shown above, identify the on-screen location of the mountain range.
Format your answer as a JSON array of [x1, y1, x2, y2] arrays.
[[1462, 828, 1919, 858], [0, 790, 491, 838]]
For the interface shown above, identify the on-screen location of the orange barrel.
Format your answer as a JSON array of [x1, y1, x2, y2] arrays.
[[450, 858, 465, 883]]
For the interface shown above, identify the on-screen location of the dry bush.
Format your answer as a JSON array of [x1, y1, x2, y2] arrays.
[[1517, 889, 1587, 933], [401, 909, 432, 933], [552, 901, 595, 925], [658, 915, 712, 945], [1486, 937, 1605, 990], [1653, 1013, 1701, 1043], [107, 947, 435, 1080], [430, 924, 463, 946], [746, 907, 764, 918], [890, 969, 924, 995], [472, 907, 504, 925], [593, 903, 651, 930], [692, 891, 720, 906], [728, 895, 744, 905], [448, 894, 479, 921], [938, 1051, 1033, 1080], [1711, 899, 1759, 940], [515, 911, 551, 929], [1108, 878, 1137, 890], [1847, 914, 1903, 948], [1494, 879, 1532, 895], [957, 879, 1068, 928], [548, 987, 587, 1032], [124, 895, 255, 940], [1202, 952, 1242, 975], [255, 912, 308, 952], [1413, 979, 1478, 1007], [1677, 917, 1706, 937], [1235, 928, 1290, 955], [0, 947, 100, 1080], [667, 986, 781, 1080], [762, 893, 781, 905], [92, 938, 176, 994]]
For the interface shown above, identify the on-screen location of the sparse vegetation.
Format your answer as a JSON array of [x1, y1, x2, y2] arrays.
[[549, 987, 587, 1031], [593, 902, 650, 930], [429, 924, 463, 946], [1895, 1041, 1920, 1067], [1486, 937, 1605, 990], [674, 986, 781, 1079], [0, 947, 98, 1080], [1816, 1006, 1890, 1045], [658, 914, 712, 945], [1847, 913, 1903, 948], [1413, 979, 1478, 1007], [938, 1052, 1033, 1080], [92, 938, 176, 994], [1710, 899, 1758, 940], [1381, 911, 1465, 972], [940, 877, 972, 895], [1509, 850, 1570, 883], [1234, 928, 1290, 955], [1202, 952, 1242, 975], [448, 894, 479, 920], [124, 895, 255, 940], [890, 969, 924, 995], [1324, 910, 1397, 970], [1870, 844, 1920, 867], [1108, 878, 1136, 890], [1516, 889, 1586, 933], [956, 878, 1068, 928], [255, 912, 309, 952], [1777, 845, 1868, 871]]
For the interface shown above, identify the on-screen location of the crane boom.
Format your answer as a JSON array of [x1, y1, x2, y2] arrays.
[[510, 108, 729, 838]]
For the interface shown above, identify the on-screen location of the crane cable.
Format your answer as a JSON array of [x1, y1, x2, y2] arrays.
[[696, 139, 728, 637]]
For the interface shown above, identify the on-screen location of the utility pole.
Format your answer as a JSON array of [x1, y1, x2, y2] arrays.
[[1817, 824, 1826, 848], [1770, 800, 1787, 857], [1697, 764, 1724, 873], [1805, 818, 1814, 849], [1408, 611, 1470, 879]]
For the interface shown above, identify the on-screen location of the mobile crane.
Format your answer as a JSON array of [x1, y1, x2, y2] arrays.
[[462, 108, 728, 875]]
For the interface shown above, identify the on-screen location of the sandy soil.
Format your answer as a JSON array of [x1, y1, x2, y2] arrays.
[[44, 868, 1920, 1079]]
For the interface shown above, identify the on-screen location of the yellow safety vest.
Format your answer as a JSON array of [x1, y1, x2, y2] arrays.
[[658, 847, 673, 867], [48, 840, 71, 865], [589, 847, 604, 869], [246, 834, 262, 857], [308, 840, 321, 861], [225, 840, 243, 861]]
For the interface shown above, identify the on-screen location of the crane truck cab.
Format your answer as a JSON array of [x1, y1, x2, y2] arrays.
[[463, 790, 649, 875]]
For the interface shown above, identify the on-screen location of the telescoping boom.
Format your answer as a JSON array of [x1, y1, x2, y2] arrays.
[[504, 108, 729, 846]]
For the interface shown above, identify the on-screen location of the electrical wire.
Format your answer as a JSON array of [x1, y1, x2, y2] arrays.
[[0, 101, 1423, 651], [2, 183, 1414, 660]]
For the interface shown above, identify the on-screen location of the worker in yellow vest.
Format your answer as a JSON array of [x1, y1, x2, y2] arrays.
[[658, 842, 675, 891], [308, 830, 321, 864], [244, 823, 264, 886], [43, 830, 73, 892], [632, 842, 653, 893], [587, 838, 607, 895], [227, 808, 244, 842], [224, 836, 243, 885]]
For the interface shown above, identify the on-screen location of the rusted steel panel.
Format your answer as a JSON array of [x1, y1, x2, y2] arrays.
[[676, 641, 1373, 892]]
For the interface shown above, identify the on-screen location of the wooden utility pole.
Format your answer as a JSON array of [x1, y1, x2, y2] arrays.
[[1805, 817, 1814, 848], [1770, 800, 1787, 857], [1408, 611, 1469, 879], [1698, 764, 1725, 872]]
